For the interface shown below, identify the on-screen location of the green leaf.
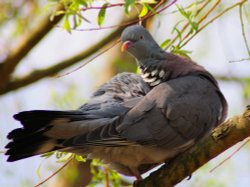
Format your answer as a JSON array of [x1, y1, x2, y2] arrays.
[[144, 3, 155, 12], [171, 46, 192, 57], [172, 27, 182, 41], [75, 0, 88, 7], [176, 5, 187, 18], [56, 151, 63, 159], [41, 151, 55, 158], [160, 39, 171, 48], [136, 67, 140, 74], [176, 4, 192, 21], [97, 3, 108, 26], [75, 155, 86, 162], [171, 19, 184, 34], [243, 83, 250, 98], [63, 16, 71, 33], [56, 153, 72, 162], [92, 159, 103, 166], [139, 4, 148, 17], [109, 170, 122, 187], [124, 0, 135, 14], [139, 0, 157, 4], [36, 162, 43, 178], [54, 10, 66, 16], [191, 21, 199, 31]]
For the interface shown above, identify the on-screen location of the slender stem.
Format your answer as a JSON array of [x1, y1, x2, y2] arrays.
[[0, 5, 64, 92], [198, 0, 221, 24], [57, 1, 177, 76], [176, 0, 221, 48], [34, 158, 72, 187], [0, 27, 123, 95], [73, 0, 177, 32], [180, 0, 247, 48], [239, 3, 250, 58], [57, 39, 121, 77], [80, 3, 125, 11], [104, 166, 110, 187], [165, 0, 211, 50], [229, 58, 250, 63], [209, 138, 250, 173]]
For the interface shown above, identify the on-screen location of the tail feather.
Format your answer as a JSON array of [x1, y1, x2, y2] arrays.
[[6, 133, 57, 162], [5, 110, 87, 162]]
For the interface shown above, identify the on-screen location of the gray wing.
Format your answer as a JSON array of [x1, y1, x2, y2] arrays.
[[77, 72, 150, 126], [117, 75, 223, 148], [64, 75, 223, 149], [63, 72, 150, 147]]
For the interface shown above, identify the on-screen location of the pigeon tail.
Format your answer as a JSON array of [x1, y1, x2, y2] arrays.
[[5, 110, 86, 162]]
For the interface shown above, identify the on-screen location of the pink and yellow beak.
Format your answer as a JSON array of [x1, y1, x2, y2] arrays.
[[121, 40, 133, 52]]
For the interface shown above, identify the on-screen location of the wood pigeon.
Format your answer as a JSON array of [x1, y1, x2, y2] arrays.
[[5, 25, 228, 180]]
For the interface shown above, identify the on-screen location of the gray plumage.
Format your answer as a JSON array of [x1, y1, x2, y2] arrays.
[[5, 25, 227, 179]]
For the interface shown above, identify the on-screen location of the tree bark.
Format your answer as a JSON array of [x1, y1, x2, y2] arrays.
[[0, 28, 122, 95], [0, 5, 65, 92], [134, 106, 250, 187], [0, 0, 170, 96]]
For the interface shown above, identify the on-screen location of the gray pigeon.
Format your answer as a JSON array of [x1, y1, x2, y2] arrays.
[[5, 25, 227, 180]]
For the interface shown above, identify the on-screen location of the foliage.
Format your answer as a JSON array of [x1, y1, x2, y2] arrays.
[[48, 0, 157, 33], [1, 0, 250, 186], [87, 159, 122, 187]]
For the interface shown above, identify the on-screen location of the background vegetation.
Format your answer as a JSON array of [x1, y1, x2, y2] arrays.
[[0, 0, 250, 186]]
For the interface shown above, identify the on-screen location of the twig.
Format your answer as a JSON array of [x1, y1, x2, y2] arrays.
[[177, 0, 221, 48], [2, 0, 169, 94], [0, 5, 64, 92], [165, 0, 212, 50], [72, 0, 177, 32], [80, 3, 125, 11], [161, 0, 208, 15], [197, 0, 221, 23], [34, 158, 73, 187], [104, 166, 109, 187], [229, 58, 250, 63], [209, 138, 250, 173], [239, 3, 250, 58], [179, 0, 247, 48], [57, 39, 121, 77], [149, 0, 177, 15], [0, 27, 123, 95], [36, 0, 177, 78], [56, 1, 178, 76]]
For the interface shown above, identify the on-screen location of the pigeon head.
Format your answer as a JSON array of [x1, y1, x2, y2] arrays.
[[121, 25, 164, 62]]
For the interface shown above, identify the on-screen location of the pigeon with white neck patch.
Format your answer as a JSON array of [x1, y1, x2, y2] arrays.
[[5, 25, 227, 180]]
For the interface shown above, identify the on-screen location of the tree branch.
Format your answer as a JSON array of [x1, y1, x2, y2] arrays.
[[0, 5, 65, 92], [134, 106, 250, 187], [0, 27, 123, 95], [0, 0, 173, 95]]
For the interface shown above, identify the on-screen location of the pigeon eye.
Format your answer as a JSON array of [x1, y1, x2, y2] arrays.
[[140, 35, 144, 40]]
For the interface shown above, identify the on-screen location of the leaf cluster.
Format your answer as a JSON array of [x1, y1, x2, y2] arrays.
[[50, 0, 157, 32]]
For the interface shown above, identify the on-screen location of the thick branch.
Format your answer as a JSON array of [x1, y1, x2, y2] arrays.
[[135, 106, 250, 187], [0, 5, 64, 92], [0, 27, 123, 95], [0, 0, 172, 95]]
